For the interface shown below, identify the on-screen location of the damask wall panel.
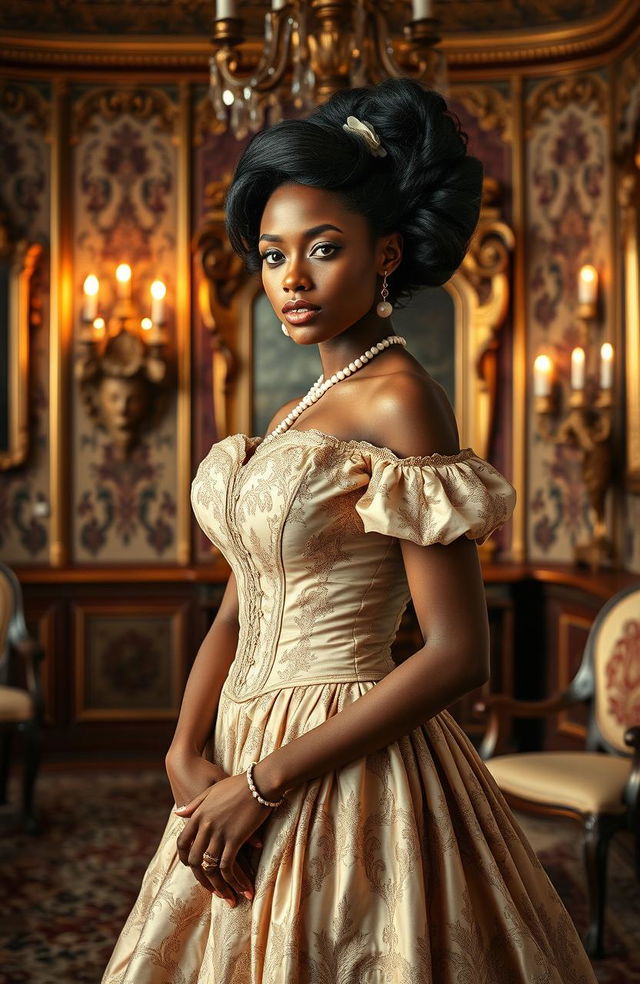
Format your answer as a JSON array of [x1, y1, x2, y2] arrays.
[[70, 85, 180, 563], [0, 81, 51, 564], [524, 71, 613, 563]]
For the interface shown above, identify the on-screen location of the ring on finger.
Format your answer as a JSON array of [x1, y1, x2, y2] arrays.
[[201, 852, 221, 871]]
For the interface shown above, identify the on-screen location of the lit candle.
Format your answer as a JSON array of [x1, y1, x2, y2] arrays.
[[92, 317, 106, 341], [571, 347, 585, 390], [141, 317, 153, 334], [412, 0, 432, 19], [600, 342, 614, 389], [533, 354, 553, 397], [83, 274, 99, 321], [150, 280, 166, 325], [115, 263, 132, 300], [215, 0, 237, 18], [578, 265, 598, 305]]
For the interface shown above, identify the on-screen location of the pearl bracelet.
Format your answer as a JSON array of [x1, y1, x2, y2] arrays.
[[246, 761, 285, 808]]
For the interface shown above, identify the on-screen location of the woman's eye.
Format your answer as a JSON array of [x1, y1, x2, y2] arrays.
[[313, 243, 338, 257], [260, 243, 339, 265], [261, 249, 282, 264]]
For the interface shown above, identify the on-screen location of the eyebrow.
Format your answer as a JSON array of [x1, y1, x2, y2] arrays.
[[258, 223, 344, 243]]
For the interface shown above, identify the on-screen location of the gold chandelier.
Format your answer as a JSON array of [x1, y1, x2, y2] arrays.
[[209, 0, 447, 139]]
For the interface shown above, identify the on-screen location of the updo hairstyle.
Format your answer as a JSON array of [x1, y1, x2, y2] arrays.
[[225, 77, 483, 309]]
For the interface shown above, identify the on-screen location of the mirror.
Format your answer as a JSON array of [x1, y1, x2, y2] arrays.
[[0, 210, 42, 470]]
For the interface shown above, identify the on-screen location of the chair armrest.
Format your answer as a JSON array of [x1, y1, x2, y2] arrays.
[[623, 726, 640, 818], [473, 689, 587, 761], [12, 637, 45, 723]]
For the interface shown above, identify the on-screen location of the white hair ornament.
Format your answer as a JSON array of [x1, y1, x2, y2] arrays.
[[342, 115, 387, 158]]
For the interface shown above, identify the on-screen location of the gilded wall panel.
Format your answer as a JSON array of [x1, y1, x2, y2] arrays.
[[525, 71, 612, 563], [616, 46, 640, 573], [71, 85, 180, 562], [0, 81, 51, 564]]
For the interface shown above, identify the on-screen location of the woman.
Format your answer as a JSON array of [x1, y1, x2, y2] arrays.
[[103, 78, 597, 983]]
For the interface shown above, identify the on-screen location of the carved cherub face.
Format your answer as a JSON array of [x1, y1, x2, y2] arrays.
[[97, 375, 150, 447]]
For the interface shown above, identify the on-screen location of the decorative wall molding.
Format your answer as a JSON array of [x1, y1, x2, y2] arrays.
[[451, 86, 513, 143], [526, 74, 608, 134], [72, 87, 176, 139], [0, 80, 49, 133], [0, 0, 637, 75]]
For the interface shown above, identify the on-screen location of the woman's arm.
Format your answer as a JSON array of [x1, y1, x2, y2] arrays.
[[166, 571, 240, 766]]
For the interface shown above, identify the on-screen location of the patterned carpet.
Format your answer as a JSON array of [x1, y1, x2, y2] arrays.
[[0, 768, 638, 984]]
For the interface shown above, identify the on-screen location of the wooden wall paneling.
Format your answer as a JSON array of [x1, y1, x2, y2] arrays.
[[72, 597, 189, 722], [24, 600, 62, 726], [543, 585, 602, 750]]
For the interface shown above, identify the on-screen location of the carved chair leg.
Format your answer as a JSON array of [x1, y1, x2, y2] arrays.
[[0, 730, 12, 804], [20, 721, 42, 834], [582, 813, 619, 959]]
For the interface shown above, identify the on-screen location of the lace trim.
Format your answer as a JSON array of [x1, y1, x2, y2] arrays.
[[251, 428, 477, 467]]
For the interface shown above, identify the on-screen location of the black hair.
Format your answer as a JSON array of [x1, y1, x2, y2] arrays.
[[224, 77, 483, 309]]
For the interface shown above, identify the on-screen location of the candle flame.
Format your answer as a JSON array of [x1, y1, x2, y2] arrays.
[[534, 354, 552, 372], [84, 274, 99, 296], [150, 280, 166, 300], [115, 263, 132, 284], [579, 265, 597, 284]]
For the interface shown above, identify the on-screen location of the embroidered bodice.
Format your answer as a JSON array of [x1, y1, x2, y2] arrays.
[[190, 429, 517, 703]]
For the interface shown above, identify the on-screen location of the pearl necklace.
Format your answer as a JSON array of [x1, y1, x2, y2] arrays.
[[263, 333, 407, 443]]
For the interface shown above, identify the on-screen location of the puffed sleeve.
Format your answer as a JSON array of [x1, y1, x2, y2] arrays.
[[354, 447, 517, 546]]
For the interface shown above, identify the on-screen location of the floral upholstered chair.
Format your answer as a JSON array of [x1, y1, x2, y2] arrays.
[[474, 582, 640, 959], [0, 561, 44, 832]]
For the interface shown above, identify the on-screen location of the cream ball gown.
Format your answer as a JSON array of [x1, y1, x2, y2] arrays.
[[103, 428, 597, 984]]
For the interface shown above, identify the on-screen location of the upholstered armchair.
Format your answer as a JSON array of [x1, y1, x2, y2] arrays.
[[0, 561, 44, 832], [474, 582, 640, 960]]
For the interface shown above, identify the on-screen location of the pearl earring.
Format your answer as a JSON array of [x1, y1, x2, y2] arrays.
[[281, 322, 290, 336], [377, 269, 393, 318]]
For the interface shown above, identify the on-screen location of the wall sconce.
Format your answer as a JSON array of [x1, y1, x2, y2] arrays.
[[75, 264, 174, 458], [533, 264, 615, 573]]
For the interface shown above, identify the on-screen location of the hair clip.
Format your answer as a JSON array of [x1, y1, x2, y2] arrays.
[[342, 115, 387, 158]]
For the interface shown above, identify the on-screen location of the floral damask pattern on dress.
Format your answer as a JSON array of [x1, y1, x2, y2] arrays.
[[103, 429, 596, 984]]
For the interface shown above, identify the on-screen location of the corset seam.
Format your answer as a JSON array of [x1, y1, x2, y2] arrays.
[[223, 458, 307, 702], [220, 674, 387, 704]]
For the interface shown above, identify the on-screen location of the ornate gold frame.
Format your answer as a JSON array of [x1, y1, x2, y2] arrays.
[[619, 118, 640, 492], [194, 173, 513, 467], [0, 218, 42, 470]]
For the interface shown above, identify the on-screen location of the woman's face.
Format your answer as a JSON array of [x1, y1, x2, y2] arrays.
[[259, 182, 396, 346]]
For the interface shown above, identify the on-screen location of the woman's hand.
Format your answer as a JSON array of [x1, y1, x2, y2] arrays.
[[175, 772, 276, 906], [166, 750, 265, 900], [166, 749, 227, 809]]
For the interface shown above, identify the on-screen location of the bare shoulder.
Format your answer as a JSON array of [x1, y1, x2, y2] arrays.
[[364, 367, 460, 459], [264, 396, 303, 436]]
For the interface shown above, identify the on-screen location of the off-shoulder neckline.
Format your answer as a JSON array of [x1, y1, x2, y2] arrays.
[[243, 427, 477, 466]]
